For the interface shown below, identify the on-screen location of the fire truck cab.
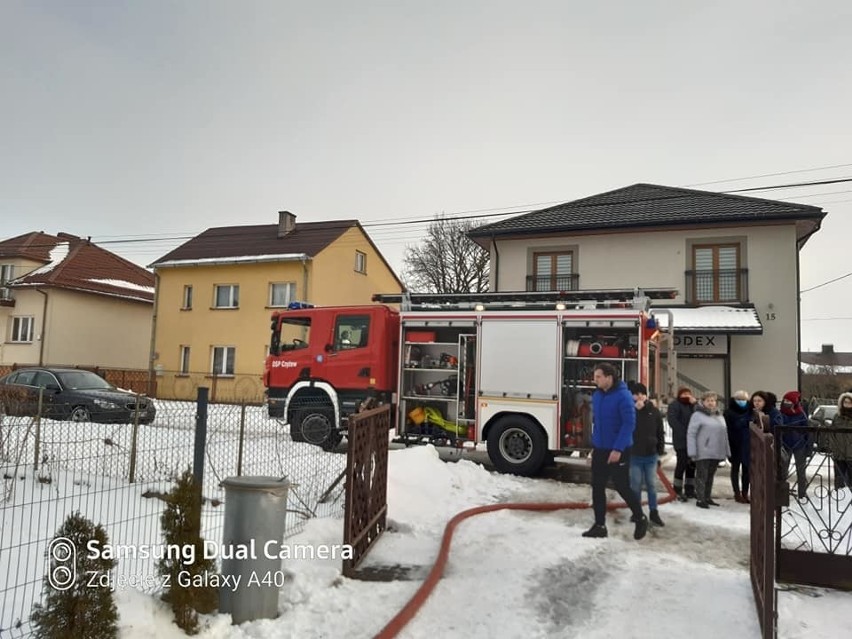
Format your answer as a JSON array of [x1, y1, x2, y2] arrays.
[[264, 302, 399, 450]]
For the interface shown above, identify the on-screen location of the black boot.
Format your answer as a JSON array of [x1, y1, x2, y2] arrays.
[[649, 509, 665, 527], [696, 500, 709, 509], [582, 524, 608, 538], [633, 514, 648, 540]]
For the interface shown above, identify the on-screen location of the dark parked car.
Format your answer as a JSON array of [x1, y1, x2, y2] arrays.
[[809, 404, 838, 453], [0, 367, 155, 424], [809, 404, 838, 428]]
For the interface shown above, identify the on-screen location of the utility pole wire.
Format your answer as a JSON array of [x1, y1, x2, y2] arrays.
[[684, 162, 852, 187], [801, 271, 852, 294]]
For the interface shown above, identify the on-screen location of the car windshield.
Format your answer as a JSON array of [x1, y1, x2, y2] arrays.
[[823, 406, 838, 419], [56, 371, 115, 391]]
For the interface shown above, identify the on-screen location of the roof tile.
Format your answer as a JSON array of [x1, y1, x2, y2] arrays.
[[470, 183, 826, 237], [150, 220, 357, 265], [10, 234, 154, 303], [0, 232, 61, 261]]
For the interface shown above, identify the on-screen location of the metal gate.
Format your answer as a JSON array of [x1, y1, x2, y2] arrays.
[[342, 405, 390, 577], [749, 423, 777, 639], [750, 421, 852, 639], [775, 425, 852, 590]]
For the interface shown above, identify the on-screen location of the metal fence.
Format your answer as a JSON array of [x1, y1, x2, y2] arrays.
[[749, 421, 852, 639], [152, 370, 266, 404], [749, 423, 777, 639], [0, 390, 346, 637], [774, 424, 852, 589], [342, 406, 389, 578]]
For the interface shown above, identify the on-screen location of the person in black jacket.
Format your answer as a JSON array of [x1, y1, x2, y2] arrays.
[[629, 382, 666, 526], [667, 387, 697, 501], [724, 390, 752, 503]]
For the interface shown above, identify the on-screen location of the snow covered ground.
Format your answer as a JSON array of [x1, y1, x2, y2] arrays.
[[109, 445, 852, 639]]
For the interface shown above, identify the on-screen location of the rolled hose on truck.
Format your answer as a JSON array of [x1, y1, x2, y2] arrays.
[[373, 466, 677, 639]]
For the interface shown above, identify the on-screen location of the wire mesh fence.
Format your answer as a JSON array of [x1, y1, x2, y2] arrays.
[[0, 389, 347, 637]]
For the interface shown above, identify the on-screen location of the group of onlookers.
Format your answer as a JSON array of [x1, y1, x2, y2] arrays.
[[580, 361, 851, 541], [666, 387, 852, 506]]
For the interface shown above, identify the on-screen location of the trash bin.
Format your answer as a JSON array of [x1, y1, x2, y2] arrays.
[[218, 476, 289, 624]]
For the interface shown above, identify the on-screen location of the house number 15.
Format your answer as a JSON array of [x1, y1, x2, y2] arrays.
[[765, 312, 777, 321]]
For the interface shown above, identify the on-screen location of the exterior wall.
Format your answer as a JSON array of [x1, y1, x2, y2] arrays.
[[0, 257, 44, 282], [490, 222, 801, 398], [309, 227, 403, 305], [0, 288, 44, 366], [152, 230, 402, 400], [44, 289, 153, 368], [0, 288, 152, 368], [0, 257, 46, 362], [153, 260, 306, 377]]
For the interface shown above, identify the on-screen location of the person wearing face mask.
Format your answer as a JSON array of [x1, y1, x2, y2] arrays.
[[826, 392, 852, 490], [779, 391, 811, 500], [686, 391, 730, 508], [724, 390, 752, 503], [666, 387, 697, 501]]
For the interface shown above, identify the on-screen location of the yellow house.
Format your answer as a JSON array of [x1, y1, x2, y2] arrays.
[[149, 212, 404, 401]]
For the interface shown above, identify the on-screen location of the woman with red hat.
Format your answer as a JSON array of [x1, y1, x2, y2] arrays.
[[779, 391, 811, 500]]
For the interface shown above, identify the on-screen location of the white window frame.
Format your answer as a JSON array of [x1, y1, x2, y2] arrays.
[[11, 316, 34, 343], [211, 346, 235, 376], [355, 250, 367, 274], [213, 284, 239, 309], [179, 346, 191, 374], [269, 282, 296, 308], [182, 285, 193, 310]]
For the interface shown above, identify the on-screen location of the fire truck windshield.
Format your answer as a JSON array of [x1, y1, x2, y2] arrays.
[[270, 315, 311, 355]]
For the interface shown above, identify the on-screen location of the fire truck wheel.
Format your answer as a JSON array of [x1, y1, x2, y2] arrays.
[[300, 409, 341, 451], [288, 411, 307, 443], [487, 416, 547, 477]]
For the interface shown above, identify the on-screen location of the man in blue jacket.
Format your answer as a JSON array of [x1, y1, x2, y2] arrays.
[[582, 362, 648, 540]]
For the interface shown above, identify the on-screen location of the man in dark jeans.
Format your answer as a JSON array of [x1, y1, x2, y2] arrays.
[[582, 363, 648, 540]]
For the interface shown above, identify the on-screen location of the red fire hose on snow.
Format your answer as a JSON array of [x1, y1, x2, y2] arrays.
[[373, 466, 677, 639]]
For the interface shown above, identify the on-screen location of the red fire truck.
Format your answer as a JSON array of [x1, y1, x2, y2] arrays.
[[263, 289, 675, 476]]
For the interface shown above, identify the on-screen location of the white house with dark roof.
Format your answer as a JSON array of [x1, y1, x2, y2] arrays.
[[0, 232, 154, 369], [469, 183, 827, 400]]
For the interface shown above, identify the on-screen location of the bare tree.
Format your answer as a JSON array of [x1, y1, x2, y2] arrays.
[[402, 216, 490, 293]]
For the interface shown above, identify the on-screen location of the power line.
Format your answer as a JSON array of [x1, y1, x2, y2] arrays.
[[801, 271, 852, 294], [777, 189, 852, 200], [725, 177, 852, 194], [684, 162, 852, 187], [6, 174, 848, 255]]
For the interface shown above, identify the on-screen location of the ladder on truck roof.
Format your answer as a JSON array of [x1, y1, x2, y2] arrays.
[[372, 287, 677, 311]]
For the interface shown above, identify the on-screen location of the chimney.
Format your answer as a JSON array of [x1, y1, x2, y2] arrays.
[[821, 344, 835, 355], [278, 211, 296, 237]]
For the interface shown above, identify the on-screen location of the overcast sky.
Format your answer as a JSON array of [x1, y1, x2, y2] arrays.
[[2, 1, 851, 351]]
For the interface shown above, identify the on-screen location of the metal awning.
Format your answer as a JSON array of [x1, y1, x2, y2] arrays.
[[652, 306, 763, 334]]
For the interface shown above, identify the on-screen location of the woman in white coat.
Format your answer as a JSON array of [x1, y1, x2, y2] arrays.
[[687, 391, 731, 508]]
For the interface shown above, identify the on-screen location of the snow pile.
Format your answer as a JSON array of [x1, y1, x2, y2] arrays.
[[47, 445, 852, 638], [25, 242, 70, 276], [89, 279, 155, 295]]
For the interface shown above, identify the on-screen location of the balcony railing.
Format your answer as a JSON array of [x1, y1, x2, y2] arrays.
[[525, 274, 580, 292], [685, 268, 749, 304]]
